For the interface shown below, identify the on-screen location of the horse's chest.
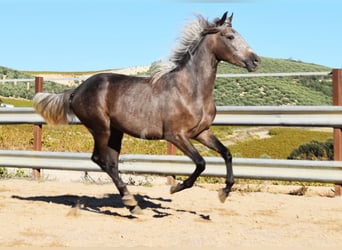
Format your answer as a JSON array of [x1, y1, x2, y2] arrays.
[[189, 105, 216, 135], [199, 108, 215, 127]]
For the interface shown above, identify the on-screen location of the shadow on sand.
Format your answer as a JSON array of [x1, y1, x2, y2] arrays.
[[12, 193, 210, 220]]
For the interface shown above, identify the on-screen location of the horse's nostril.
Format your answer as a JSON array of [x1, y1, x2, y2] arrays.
[[254, 55, 260, 66]]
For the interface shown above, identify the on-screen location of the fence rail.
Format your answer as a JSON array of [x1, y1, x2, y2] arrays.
[[2, 106, 342, 127], [1, 150, 342, 184]]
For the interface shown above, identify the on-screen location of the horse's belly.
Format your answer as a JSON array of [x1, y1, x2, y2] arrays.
[[129, 126, 163, 140], [113, 118, 163, 140]]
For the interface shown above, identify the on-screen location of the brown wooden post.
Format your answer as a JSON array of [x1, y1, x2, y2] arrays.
[[332, 69, 342, 196], [167, 142, 177, 155], [32, 77, 43, 179], [166, 142, 177, 185]]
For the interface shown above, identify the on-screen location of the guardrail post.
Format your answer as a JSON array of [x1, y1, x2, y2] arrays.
[[32, 76, 43, 179], [333, 69, 342, 196]]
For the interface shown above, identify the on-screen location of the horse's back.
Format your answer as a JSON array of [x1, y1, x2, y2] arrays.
[[70, 72, 164, 138], [72, 72, 151, 101]]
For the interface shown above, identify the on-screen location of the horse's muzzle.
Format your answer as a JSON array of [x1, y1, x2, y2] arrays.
[[245, 53, 260, 72]]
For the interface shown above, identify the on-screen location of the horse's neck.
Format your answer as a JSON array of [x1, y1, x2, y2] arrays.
[[181, 38, 218, 99]]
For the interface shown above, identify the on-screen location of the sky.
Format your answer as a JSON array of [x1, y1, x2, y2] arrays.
[[1, 0, 341, 72]]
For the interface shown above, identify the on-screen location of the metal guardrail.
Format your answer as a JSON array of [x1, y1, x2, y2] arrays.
[[1, 150, 342, 184], [0, 108, 44, 124], [1, 106, 342, 127], [215, 106, 342, 127]]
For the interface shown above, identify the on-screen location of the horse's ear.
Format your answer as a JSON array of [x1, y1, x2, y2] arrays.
[[215, 11, 233, 27], [216, 11, 228, 26], [228, 13, 234, 24]]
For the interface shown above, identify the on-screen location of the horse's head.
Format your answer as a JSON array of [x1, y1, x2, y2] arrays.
[[205, 12, 260, 72]]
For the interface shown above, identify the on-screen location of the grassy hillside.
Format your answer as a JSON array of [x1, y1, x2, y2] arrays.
[[1, 57, 332, 106], [217, 57, 331, 73], [214, 57, 332, 105]]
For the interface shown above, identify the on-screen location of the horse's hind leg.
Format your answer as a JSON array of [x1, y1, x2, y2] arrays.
[[107, 129, 139, 209], [91, 128, 139, 212], [195, 129, 234, 203]]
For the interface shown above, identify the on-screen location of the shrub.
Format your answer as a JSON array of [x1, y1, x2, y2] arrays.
[[288, 138, 333, 160]]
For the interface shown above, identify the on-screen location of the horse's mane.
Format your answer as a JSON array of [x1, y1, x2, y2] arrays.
[[151, 15, 212, 84]]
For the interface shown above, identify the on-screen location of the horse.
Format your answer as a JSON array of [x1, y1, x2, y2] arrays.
[[33, 11, 260, 213]]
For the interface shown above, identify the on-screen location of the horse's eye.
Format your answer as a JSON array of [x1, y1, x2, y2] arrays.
[[226, 34, 235, 40]]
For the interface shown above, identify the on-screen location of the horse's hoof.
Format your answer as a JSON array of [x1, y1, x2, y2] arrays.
[[170, 183, 182, 194], [218, 188, 229, 203], [122, 194, 138, 207], [130, 205, 143, 215]]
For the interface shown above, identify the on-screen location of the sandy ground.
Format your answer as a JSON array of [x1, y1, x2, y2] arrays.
[[0, 177, 341, 248]]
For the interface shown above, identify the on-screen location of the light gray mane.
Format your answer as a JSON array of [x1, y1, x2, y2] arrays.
[[151, 15, 210, 84]]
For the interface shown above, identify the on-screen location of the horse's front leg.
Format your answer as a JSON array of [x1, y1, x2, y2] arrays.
[[195, 129, 234, 203], [167, 135, 206, 194]]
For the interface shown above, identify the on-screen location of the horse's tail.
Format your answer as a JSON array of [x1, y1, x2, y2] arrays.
[[33, 90, 75, 125]]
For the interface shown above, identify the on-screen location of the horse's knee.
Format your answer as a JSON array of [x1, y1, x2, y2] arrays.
[[195, 157, 206, 173], [221, 148, 232, 161]]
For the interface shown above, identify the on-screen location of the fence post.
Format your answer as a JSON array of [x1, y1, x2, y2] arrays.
[[166, 142, 177, 185], [333, 69, 342, 196], [167, 142, 177, 155], [32, 76, 43, 179]]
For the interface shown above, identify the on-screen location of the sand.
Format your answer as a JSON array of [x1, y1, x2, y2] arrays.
[[0, 178, 341, 248]]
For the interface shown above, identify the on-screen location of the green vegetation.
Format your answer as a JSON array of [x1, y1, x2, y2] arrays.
[[217, 57, 331, 74], [0, 167, 29, 178], [288, 138, 333, 160], [0, 66, 31, 79], [229, 128, 332, 159], [0, 80, 72, 100], [214, 76, 331, 106], [0, 97, 32, 107], [214, 57, 332, 106]]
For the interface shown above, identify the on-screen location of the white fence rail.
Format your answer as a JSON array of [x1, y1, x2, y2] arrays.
[[1, 106, 342, 127], [1, 150, 342, 184]]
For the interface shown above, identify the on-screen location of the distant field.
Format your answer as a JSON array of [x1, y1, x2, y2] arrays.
[[0, 97, 32, 107]]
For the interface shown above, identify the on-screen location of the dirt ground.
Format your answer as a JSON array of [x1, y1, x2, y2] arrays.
[[0, 177, 341, 248]]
